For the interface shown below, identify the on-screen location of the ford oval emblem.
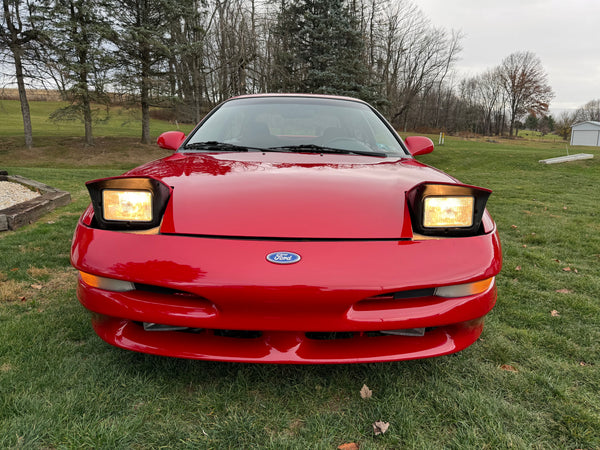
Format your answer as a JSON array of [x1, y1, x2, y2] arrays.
[[266, 251, 301, 265]]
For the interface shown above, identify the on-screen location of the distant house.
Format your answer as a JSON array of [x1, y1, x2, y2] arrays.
[[570, 121, 600, 146]]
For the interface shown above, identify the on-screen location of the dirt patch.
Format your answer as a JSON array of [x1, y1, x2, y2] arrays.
[[0, 137, 171, 168], [0, 267, 76, 304], [286, 418, 305, 437], [27, 267, 53, 280], [44, 267, 78, 293], [0, 278, 28, 303]]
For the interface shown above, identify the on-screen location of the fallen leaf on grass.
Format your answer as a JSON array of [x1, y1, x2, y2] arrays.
[[30, 284, 42, 290], [515, 266, 522, 271], [579, 361, 590, 367], [562, 267, 571, 272], [500, 364, 518, 372], [360, 384, 372, 399], [555, 289, 572, 294], [338, 443, 360, 450], [372, 421, 389, 436], [511, 225, 518, 229], [551, 310, 560, 317]]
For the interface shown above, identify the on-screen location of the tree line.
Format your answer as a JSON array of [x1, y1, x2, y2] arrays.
[[2, 0, 557, 148]]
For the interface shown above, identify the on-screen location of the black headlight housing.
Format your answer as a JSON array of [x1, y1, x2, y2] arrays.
[[86, 177, 172, 231], [407, 182, 491, 237]]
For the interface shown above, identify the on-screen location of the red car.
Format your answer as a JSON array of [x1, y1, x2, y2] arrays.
[[71, 94, 502, 363]]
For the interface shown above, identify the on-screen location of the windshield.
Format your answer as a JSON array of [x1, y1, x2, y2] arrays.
[[184, 96, 407, 156]]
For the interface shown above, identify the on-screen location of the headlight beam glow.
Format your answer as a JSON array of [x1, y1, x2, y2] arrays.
[[102, 190, 153, 222], [423, 196, 474, 228]]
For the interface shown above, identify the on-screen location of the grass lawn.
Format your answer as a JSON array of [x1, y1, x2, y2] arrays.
[[1, 113, 599, 448], [516, 129, 564, 142], [0, 99, 195, 142]]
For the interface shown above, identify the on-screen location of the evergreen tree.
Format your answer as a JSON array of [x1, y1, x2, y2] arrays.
[[109, 0, 173, 144], [524, 113, 538, 130], [41, 0, 112, 146], [273, 0, 376, 101]]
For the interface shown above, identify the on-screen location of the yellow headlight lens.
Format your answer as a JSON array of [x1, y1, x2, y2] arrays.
[[103, 190, 152, 222], [423, 196, 474, 228]]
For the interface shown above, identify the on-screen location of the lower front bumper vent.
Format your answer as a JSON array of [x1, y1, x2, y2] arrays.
[[142, 323, 427, 339]]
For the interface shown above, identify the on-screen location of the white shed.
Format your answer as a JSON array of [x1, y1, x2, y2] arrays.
[[570, 121, 600, 146]]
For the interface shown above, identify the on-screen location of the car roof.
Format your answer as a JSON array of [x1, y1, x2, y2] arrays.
[[229, 93, 370, 105]]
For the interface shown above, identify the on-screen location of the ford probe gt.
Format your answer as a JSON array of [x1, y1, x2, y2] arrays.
[[71, 94, 502, 363]]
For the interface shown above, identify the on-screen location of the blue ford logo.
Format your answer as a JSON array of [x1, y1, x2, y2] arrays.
[[266, 251, 301, 265]]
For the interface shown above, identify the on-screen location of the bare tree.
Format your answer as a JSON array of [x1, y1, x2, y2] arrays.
[[363, 1, 461, 129], [498, 51, 553, 136], [555, 111, 574, 141], [475, 68, 503, 135], [211, 0, 257, 100], [573, 99, 600, 123], [167, 0, 210, 123], [0, 0, 40, 148]]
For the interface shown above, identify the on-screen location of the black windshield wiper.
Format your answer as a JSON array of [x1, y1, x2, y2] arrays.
[[182, 141, 272, 152], [268, 144, 387, 158], [183, 141, 387, 157]]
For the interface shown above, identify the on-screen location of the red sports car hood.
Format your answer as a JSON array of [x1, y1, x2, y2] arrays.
[[127, 152, 456, 239]]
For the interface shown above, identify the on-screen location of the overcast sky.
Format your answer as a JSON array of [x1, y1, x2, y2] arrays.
[[416, 0, 600, 115]]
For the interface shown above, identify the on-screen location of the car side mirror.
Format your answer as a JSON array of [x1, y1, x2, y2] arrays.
[[157, 131, 186, 150], [405, 136, 434, 156]]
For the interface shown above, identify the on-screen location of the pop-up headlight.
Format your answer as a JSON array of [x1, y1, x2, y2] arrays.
[[86, 177, 171, 230], [407, 182, 491, 236]]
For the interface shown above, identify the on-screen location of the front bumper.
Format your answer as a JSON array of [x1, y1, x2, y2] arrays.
[[71, 223, 502, 363]]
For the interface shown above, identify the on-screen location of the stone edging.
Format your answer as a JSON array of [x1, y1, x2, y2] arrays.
[[0, 171, 71, 231]]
